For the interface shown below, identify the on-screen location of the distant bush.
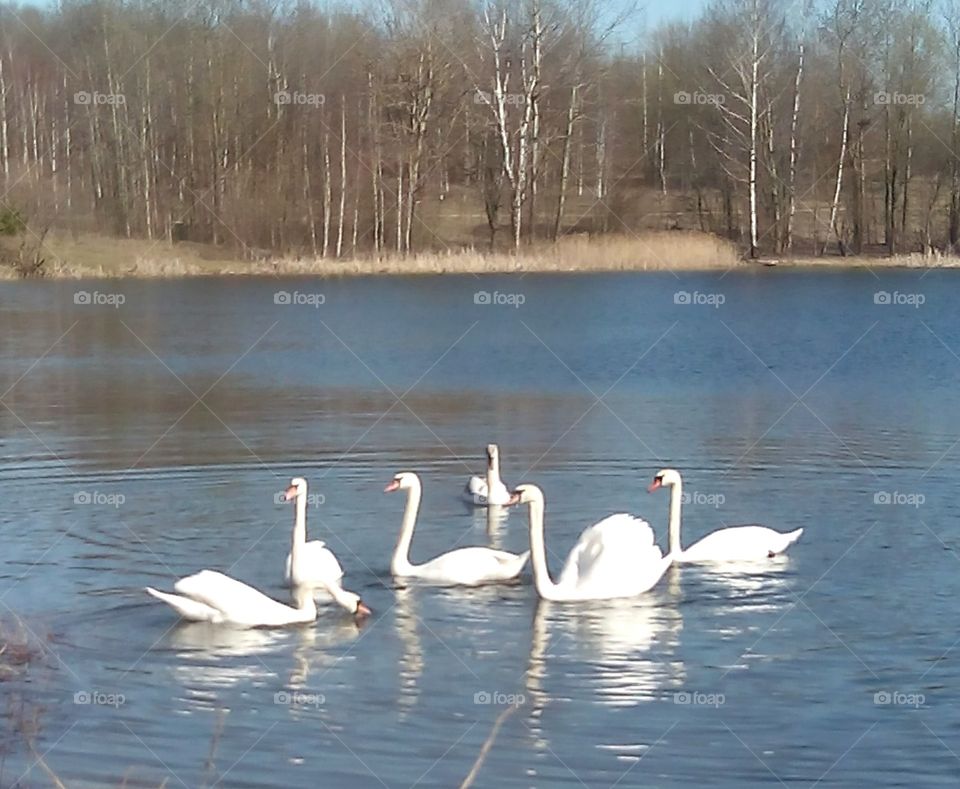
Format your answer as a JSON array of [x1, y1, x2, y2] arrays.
[[0, 208, 26, 237]]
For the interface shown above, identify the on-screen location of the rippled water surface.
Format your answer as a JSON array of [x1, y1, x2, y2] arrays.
[[1, 270, 959, 787]]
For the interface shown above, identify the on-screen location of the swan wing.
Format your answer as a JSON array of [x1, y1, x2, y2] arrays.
[[558, 514, 667, 597], [412, 547, 528, 584], [173, 570, 295, 625], [285, 540, 345, 586], [463, 476, 489, 504], [680, 525, 803, 562], [145, 586, 223, 623], [465, 476, 487, 497]]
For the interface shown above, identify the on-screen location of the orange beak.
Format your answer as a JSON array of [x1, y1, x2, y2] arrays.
[[384, 480, 400, 493], [283, 485, 298, 501], [356, 601, 372, 617], [647, 478, 662, 493]]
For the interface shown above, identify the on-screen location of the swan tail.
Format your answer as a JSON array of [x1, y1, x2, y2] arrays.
[[772, 528, 804, 555], [145, 586, 219, 622], [783, 527, 804, 546]]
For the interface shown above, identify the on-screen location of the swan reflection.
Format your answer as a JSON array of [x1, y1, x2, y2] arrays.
[[164, 622, 284, 703], [474, 504, 510, 550], [526, 577, 685, 724], [162, 605, 364, 712], [394, 585, 424, 718], [287, 613, 366, 689], [695, 557, 794, 614]]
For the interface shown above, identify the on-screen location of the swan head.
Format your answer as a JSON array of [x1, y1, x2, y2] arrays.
[[486, 443, 500, 468], [284, 476, 308, 501], [344, 592, 372, 620], [507, 483, 543, 505], [384, 471, 420, 493], [648, 469, 682, 493]]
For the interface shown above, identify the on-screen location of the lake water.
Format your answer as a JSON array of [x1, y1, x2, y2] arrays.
[[1, 269, 958, 787]]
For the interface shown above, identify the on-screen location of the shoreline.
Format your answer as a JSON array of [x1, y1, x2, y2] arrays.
[[2, 232, 959, 279]]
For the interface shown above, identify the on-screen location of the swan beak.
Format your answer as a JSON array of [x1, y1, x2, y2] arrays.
[[506, 492, 521, 505], [283, 485, 298, 501], [384, 480, 400, 493], [356, 601, 372, 618], [647, 479, 662, 493]]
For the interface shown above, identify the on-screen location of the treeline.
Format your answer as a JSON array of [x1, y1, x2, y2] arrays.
[[0, 0, 958, 259]]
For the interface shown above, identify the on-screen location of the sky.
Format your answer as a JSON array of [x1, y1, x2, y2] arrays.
[[590, 0, 707, 50]]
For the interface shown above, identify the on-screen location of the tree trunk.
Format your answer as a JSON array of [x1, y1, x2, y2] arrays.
[[785, 40, 803, 253], [336, 97, 346, 258]]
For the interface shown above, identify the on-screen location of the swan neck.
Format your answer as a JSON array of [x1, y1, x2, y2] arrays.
[[392, 481, 421, 575], [291, 586, 318, 620], [327, 582, 358, 615], [527, 493, 559, 600], [668, 479, 683, 555], [292, 493, 308, 562], [487, 454, 502, 491]]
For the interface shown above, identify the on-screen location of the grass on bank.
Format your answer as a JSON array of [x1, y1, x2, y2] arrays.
[[0, 230, 741, 278], [4, 230, 960, 279]]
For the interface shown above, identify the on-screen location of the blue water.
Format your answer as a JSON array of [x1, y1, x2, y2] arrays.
[[0, 269, 957, 787]]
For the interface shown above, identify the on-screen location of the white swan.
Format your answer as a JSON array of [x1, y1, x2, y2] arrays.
[[386, 472, 529, 585], [146, 571, 370, 627], [511, 484, 672, 601], [282, 477, 344, 592], [462, 444, 512, 506], [649, 468, 803, 561]]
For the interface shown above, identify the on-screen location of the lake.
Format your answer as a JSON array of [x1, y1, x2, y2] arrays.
[[1, 269, 958, 787]]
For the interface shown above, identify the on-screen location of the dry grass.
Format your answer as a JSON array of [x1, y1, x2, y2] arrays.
[[764, 250, 960, 268], [1, 230, 742, 279], [282, 231, 744, 276], [9, 230, 960, 279]]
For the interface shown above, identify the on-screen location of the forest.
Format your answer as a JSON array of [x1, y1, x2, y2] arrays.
[[0, 0, 957, 263]]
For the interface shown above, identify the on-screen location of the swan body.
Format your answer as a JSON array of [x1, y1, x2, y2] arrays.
[[512, 484, 671, 601], [649, 469, 803, 562], [387, 472, 529, 585], [463, 444, 512, 506], [282, 477, 344, 593], [146, 570, 370, 627]]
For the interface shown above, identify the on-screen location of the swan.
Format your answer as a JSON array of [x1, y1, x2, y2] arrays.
[[386, 472, 529, 585], [146, 570, 370, 627], [282, 477, 344, 593], [648, 468, 803, 561], [511, 484, 672, 601], [462, 444, 512, 506]]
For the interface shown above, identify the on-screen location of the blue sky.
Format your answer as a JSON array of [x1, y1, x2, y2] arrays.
[[597, 0, 707, 49]]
